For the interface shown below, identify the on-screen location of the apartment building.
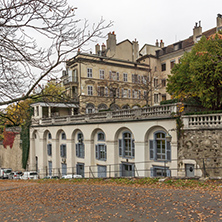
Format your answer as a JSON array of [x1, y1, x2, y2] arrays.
[[61, 14, 222, 114]]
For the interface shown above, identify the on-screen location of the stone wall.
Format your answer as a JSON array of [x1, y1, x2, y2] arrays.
[[0, 129, 23, 171], [179, 129, 222, 177]]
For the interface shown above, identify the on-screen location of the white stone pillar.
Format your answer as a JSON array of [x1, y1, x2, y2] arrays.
[[84, 139, 93, 178], [29, 137, 36, 171], [37, 138, 46, 178], [106, 141, 116, 177], [66, 139, 74, 174], [134, 141, 146, 177], [48, 106, 51, 117], [51, 139, 59, 177]]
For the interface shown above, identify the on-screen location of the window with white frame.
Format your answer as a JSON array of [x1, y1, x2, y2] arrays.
[[119, 132, 135, 158], [98, 86, 104, 96], [95, 144, 107, 161], [47, 144, 52, 156], [149, 131, 171, 161], [123, 73, 128, 82], [76, 133, 84, 158], [60, 144, 66, 158], [87, 68, 92, 78], [123, 89, 127, 98], [154, 94, 158, 103], [154, 78, 158, 88], [100, 70, 105, 79], [87, 85, 93, 96], [105, 87, 108, 97]]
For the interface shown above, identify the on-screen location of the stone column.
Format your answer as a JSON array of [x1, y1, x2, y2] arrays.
[[37, 138, 46, 178], [51, 139, 59, 177], [66, 139, 73, 174], [84, 139, 93, 178], [134, 141, 146, 177], [106, 141, 116, 177]]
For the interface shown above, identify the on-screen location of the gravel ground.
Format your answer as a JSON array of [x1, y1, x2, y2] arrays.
[[0, 180, 222, 222]]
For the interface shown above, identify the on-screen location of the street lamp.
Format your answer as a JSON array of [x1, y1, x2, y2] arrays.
[[165, 129, 176, 142]]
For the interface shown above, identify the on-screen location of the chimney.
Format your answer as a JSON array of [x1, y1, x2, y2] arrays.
[[155, 39, 159, 47], [217, 14, 222, 32], [160, 39, 164, 48], [106, 31, 116, 56], [132, 38, 139, 62], [102, 43, 106, 52], [193, 21, 202, 42], [95, 44, 100, 54]]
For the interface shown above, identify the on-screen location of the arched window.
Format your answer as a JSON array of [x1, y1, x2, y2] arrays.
[[86, 103, 95, 114], [98, 132, 105, 141], [95, 132, 107, 161], [149, 131, 171, 161], [48, 132, 52, 140], [61, 132, 66, 140], [119, 132, 135, 158], [76, 133, 84, 158]]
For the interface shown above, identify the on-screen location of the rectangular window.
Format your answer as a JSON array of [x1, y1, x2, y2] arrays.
[[100, 70, 104, 79], [154, 78, 158, 88], [170, 60, 175, 69], [154, 94, 158, 103], [87, 68, 92, 78], [98, 165, 107, 178], [128, 89, 131, 98], [105, 87, 108, 97], [123, 73, 128, 82], [123, 89, 127, 98], [76, 143, 84, 158], [98, 86, 104, 96], [95, 144, 107, 161], [161, 63, 166, 71], [162, 94, 166, 101], [162, 79, 166, 87], [87, 86, 93, 96], [60, 144, 66, 158]]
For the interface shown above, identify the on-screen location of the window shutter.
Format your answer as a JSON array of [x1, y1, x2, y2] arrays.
[[105, 145, 107, 160], [166, 169, 171, 177], [149, 140, 154, 160], [60, 145, 63, 157], [95, 145, 99, 159], [63, 145, 66, 158], [76, 144, 79, 157], [119, 139, 123, 156], [166, 141, 171, 161], [132, 139, 135, 158], [82, 143, 85, 158], [150, 167, 154, 177]]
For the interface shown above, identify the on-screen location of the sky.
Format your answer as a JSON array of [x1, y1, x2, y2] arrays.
[[71, 0, 222, 52]]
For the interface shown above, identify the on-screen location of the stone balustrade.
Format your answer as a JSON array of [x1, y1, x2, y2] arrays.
[[183, 113, 222, 129], [34, 104, 179, 126]]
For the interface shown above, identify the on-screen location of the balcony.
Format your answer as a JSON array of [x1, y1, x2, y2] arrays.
[[63, 76, 78, 85]]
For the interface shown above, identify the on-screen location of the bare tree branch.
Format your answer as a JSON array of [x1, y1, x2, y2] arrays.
[[0, 0, 112, 106]]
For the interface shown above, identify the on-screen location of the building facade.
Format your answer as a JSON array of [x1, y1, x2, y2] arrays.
[[61, 14, 222, 113], [30, 103, 179, 178]]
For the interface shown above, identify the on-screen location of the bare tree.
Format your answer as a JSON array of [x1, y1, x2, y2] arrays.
[[0, 0, 112, 107], [138, 70, 165, 107]]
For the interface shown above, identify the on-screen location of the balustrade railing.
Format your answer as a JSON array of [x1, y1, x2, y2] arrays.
[[183, 113, 222, 129], [36, 104, 180, 126]]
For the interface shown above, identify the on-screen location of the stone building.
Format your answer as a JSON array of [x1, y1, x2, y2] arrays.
[[61, 14, 222, 113]]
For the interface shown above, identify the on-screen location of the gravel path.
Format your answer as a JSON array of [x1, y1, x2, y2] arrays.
[[0, 181, 221, 221]]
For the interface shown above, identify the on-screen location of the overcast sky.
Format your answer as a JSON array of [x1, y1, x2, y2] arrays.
[[71, 0, 222, 52]]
